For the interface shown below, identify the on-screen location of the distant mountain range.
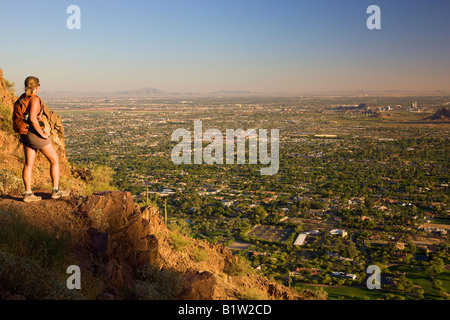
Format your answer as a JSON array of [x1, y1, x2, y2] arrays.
[[39, 87, 450, 99], [40, 87, 271, 98], [116, 87, 168, 96], [40, 87, 185, 98]]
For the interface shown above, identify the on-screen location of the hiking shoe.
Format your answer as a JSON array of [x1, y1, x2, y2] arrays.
[[51, 188, 70, 199], [23, 193, 42, 203]]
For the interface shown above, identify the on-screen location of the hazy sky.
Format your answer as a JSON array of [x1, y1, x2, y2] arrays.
[[1, 0, 449, 94]]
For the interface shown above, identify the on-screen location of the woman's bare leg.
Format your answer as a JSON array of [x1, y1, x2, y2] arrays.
[[39, 142, 60, 189], [23, 145, 37, 192]]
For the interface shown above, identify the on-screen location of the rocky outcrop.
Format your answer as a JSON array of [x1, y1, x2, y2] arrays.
[[41, 103, 67, 162], [71, 167, 92, 182], [76, 191, 315, 300], [80, 191, 220, 299], [0, 190, 323, 300], [180, 270, 216, 300], [0, 68, 15, 109], [425, 107, 450, 121], [0, 191, 164, 299], [78, 191, 160, 296]]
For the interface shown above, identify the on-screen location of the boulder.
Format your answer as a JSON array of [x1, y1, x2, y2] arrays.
[[180, 270, 216, 300], [79, 191, 134, 232], [81, 191, 162, 298]]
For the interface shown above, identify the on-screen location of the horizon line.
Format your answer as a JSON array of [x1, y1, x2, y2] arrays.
[[38, 87, 450, 98]]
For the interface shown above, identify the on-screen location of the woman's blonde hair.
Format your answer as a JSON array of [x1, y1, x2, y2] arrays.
[[24, 76, 40, 95]]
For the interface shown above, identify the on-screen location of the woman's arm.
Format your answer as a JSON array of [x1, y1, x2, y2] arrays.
[[28, 97, 48, 139]]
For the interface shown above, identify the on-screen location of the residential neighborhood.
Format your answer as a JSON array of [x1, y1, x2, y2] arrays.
[[53, 94, 449, 300]]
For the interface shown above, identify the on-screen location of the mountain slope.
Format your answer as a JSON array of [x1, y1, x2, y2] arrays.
[[0, 191, 325, 300]]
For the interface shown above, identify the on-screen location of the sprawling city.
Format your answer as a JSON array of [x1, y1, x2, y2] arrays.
[[50, 94, 449, 300]]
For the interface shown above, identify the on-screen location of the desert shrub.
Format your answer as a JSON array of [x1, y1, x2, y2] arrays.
[[192, 246, 208, 262], [0, 103, 13, 133], [0, 250, 82, 299], [0, 250, 52, 297], [0, 213, 71, 268], [167, 219, 191, 235], [81, 164, 118, 195], [0, 212, 106, 299], [225, 255, 254, 276], [169, 230, 189, 252], [135, 265, 183, 300], [0, 169, 24, 195], [134, 280, 159, 300], [5, 79, 15, 96], [239, 288, 269, 300], [76, 269, 107, 300], [295, 287, 328, 300]]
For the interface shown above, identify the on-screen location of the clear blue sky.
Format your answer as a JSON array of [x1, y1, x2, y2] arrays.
[[1, 0, 449, 93]]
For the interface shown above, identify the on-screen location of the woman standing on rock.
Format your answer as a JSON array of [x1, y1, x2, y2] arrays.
[[13, 76, 70, 202]]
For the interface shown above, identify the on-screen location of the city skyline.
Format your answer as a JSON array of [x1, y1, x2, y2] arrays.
[[1, 0, 450, 94]]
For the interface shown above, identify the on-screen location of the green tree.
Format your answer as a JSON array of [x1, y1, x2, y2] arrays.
[[254, 205, 268, 222], [428, 257, 444, 279]]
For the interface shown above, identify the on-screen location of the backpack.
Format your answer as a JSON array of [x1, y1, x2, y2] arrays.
[[12, 94, 42, 135]]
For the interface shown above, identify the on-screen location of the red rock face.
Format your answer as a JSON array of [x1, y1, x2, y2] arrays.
[[0, 180, 323, 300], [180, 270, 216, 300], [79, 191, 161, 296], [77, 191, 222, 299], [0, 67, 15, 110]]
